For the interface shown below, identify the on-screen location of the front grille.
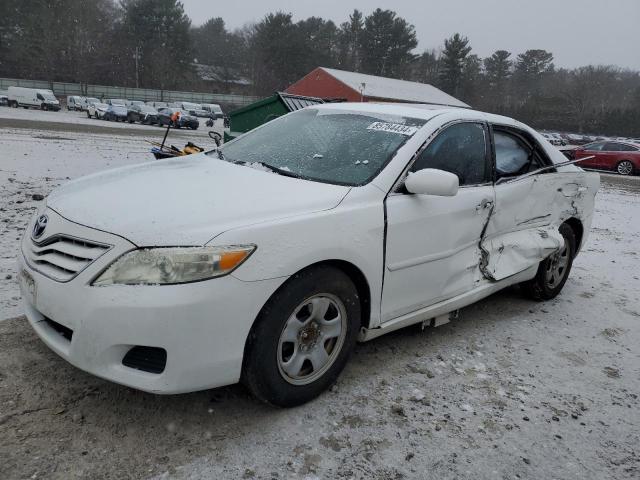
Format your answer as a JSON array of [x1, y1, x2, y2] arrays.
[[122, 346, 167, 374], [25, 235, 111, 282], [43, 317, 73, 342]]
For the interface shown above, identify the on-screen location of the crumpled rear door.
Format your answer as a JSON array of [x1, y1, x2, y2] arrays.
[[480, 174, 580, 281]]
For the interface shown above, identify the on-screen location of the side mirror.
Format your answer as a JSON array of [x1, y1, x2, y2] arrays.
[[405, 168, 459, 196]]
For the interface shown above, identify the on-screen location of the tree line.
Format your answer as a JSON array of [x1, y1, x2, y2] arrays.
[[1, 0, 638, 136]]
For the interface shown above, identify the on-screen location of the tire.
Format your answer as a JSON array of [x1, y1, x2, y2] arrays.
[[616, 160, 634, 176], [520, 223, 576, 301], [242, 265, 361, 407]]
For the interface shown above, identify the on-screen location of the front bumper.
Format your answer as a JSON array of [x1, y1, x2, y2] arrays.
[[18, 209, 285, 394]]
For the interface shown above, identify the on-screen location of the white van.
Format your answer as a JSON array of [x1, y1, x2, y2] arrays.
[[8, 87, 61, 111], [67, 95, 86, 111], [202, 103, 224, 119]]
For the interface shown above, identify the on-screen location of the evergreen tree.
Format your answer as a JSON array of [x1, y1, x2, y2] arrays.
[[119, 0, 194, 89], [359, 8, 417, 78], [484, 50, 512, 86], [438, 33, 472, 96], [337, 9, 364, 71]]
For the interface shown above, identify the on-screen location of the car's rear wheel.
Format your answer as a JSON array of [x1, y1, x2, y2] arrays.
[[520, 223, 576, 301], [617, 160, 634, 176], [242, 266, 361, 407]]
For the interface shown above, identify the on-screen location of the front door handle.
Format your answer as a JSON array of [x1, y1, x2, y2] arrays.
[[476, 199, 494, 210]]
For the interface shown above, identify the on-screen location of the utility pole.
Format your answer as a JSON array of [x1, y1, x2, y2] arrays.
[[134, 46, 140, 89]]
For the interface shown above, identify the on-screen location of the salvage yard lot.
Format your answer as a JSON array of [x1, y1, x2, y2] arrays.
[[0, 117, 639, 479]]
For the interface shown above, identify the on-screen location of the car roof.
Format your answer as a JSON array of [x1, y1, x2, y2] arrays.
[[312, 102, 519, 126]]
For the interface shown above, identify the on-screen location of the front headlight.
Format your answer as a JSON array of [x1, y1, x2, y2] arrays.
[[92, 245, 255, 286]]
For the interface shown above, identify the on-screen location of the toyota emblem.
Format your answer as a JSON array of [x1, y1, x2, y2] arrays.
[[32, 214, 48, 239]]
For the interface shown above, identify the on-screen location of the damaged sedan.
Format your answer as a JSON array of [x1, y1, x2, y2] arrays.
[[18, 103, 599, 407]]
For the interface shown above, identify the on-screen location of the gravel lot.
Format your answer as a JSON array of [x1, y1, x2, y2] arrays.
[[0, 112, 638, 479]]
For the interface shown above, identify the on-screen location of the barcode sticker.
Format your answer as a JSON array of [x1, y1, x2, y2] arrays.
[[367, 122, 419, 136]]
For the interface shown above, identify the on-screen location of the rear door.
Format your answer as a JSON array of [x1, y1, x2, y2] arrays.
[[381, 121, 494, 321]]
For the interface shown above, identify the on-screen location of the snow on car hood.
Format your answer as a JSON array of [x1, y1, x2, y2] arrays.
[[46, 153, 350, 246]]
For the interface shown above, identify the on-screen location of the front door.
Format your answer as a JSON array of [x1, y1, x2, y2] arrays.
[[381, 122, 494, 322]]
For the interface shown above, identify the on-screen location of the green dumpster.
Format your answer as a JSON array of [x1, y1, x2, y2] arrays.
[[224, 92, 324, 142]]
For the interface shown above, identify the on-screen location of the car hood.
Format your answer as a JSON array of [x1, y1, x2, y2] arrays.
[[46, 153, 350, 246]]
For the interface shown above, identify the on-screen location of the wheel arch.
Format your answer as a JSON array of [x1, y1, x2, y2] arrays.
[[241, 259, 372, 367], [563, 217, 584, 253]]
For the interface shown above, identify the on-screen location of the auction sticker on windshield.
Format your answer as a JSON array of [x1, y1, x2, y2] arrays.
[[367, 122, 419, 136]]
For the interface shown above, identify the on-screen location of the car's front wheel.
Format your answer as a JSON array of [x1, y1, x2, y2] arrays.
[[617, 160, 634, 176], [521, 223, 576, 301], [242, 265, 361, 407]]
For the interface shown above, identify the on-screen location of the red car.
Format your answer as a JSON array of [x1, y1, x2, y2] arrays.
[[570, 141, 639, 175]]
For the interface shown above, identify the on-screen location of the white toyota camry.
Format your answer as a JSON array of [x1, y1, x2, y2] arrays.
[[18, 103, 599, 406]]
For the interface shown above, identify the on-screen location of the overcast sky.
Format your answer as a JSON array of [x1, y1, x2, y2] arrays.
[[181, 0, 640, 70]]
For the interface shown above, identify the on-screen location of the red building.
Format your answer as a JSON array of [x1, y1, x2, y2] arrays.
[[286, 67, 469, 108]]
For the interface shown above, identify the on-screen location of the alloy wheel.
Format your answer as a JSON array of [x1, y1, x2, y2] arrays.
[[617, 161, 633, 176]]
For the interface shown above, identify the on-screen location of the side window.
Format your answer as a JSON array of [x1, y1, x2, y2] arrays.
[[494, 131, 539, 178], [603, 142, 620, 151], [410, 122, 488, 186], [37, 93, 44, 101], [584, 142, 605, 151], [607, 142, 636, 152]]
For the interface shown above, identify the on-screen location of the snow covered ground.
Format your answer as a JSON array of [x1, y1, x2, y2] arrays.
[[0, 119, 639, 479]]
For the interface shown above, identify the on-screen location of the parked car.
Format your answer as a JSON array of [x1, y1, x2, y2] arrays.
[[104, 104, 128, 122], [7, 86, 60, 111], [18, 103, 598, 406], [201, 103, 224, 119], [127, 104, 159, 124], [66, 95, 86, 111], [87, 102, 109, 119], [173, 101, 208, 118], [157, 107, 199, 129], [147, 101, 169, 109], [106, 98, 127, 106], [0, 90, 8, 106], [541, 132, 565, 147], [83, 97, 100, 112], [567, 140, 639, 175]]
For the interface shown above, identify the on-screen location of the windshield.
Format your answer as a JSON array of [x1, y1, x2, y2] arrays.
[[140, 106, 156, 113], [215, 108, 426, 186], [110, 99, 125, 105], [42, 93, 57, 101], [181, 102, 199, 110]]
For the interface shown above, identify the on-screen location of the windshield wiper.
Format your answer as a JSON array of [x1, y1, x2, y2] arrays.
[[235, 160, 301, 179]]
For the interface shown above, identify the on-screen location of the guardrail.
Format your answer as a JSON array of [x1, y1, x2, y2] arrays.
[[0, 77, 261, 107]]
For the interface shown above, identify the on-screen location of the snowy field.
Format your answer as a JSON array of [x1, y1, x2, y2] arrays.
[[0, 116, 639, 479]]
